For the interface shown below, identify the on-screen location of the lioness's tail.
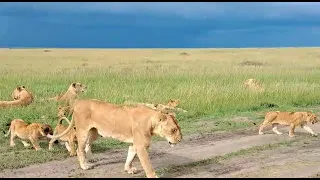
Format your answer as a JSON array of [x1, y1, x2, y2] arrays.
[[58, 116, 71, 125], [49, 116, 75, 143]]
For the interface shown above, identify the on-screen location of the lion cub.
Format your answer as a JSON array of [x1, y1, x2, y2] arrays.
[[259, 111, 318, 137], [49, 116, 77, 156], [3, 119, 54, 151]]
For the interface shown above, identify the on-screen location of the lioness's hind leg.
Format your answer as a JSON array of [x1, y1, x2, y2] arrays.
[[124, 145, 137, 174], [76, 130, 92, 170], [85, 128, 98, 160], [272, 123, 283, 135]]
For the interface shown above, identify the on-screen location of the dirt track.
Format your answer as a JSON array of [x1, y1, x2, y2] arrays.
[[1, 124, 320, 178]]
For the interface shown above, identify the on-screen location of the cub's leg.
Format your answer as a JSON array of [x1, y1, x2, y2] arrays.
[[259, 120, 270, 135], [124, 145, 137, 174], [29, 136, 41, 151], [21, 140, 31, 147], [9, 129, 16, 147], [68, 138, 77, 157], [272, 123, 283, 135], [289, 124, 296, 137], [301, 124, 318, 136], [65, 142, 71, 152]]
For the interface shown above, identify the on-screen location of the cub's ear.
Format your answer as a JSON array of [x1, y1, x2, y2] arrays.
[[16, 86, 21, 91], [22, 85, 25, 89], [157, 112, 167, 122], [72, 82, 77, 88]]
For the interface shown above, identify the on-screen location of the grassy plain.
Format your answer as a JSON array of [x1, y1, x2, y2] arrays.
[[0, 47, 320, 169]]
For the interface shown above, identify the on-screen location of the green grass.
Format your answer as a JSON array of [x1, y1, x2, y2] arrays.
[[1, 47, 320, 170]]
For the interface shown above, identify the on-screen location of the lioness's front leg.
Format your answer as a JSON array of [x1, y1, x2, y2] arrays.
[[124, 145, 137, 174], [135, 146, 158, 178], [301, 124, 318, 136]]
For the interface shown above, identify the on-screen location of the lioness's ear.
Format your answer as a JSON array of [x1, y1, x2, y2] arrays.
[[168, 112, 176, 117], [72, 82, 77, 88]]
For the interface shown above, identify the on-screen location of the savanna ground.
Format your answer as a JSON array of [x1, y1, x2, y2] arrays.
[[1, 47, 320, 177]]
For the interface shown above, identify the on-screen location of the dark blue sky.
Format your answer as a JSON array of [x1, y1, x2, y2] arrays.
[[1, 2, 320, 48]]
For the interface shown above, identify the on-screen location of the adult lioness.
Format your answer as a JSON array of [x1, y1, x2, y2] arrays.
[[0, 86, 34, 108], [4, 119, 54, 151], [259, 111, 318, 137], [49, 116, 77, 156], [48, 82, 87, 106], [49, 99, 182, 178]]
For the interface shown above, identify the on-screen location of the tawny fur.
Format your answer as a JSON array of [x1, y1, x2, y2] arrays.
[[49, 99, 182, 178], [259, 111, 318, 137], [49, 117, 77, 156], [3, 119, 53, 151], [0, 86, 34, 108], [243, 78, 265, 92]]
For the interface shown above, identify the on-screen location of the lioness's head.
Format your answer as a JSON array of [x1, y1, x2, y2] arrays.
[[306, 112, 318, 124], [69, 82, 87, 93], [152, 112, 182, 147], [167, 99, 180, 108], [11, 85, 26, 100]]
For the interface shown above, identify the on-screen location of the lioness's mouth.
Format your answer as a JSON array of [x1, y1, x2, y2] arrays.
[[168, 142, 177, 147]]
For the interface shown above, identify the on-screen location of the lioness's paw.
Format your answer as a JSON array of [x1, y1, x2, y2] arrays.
[[80, 163, 93, 170], [258, 132, 264, 135], [125, 167, 137, 174], [312, 133, 318, 137]]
